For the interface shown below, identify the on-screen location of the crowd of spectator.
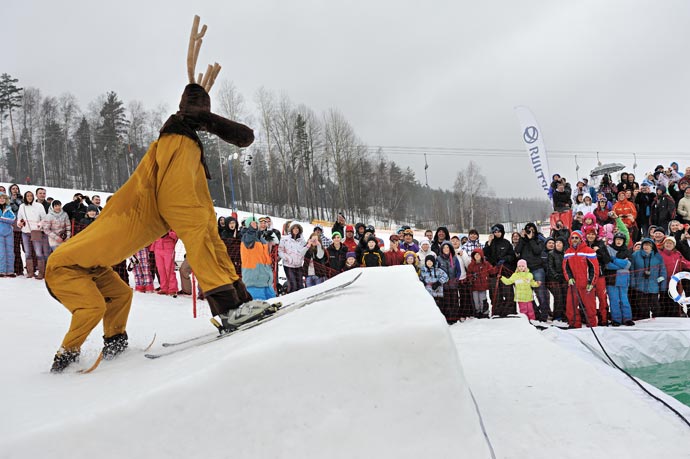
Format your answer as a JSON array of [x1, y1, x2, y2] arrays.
[[2, 165, 690, 329]]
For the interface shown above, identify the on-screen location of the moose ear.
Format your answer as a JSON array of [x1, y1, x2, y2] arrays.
[[196, 112, 254, 148]]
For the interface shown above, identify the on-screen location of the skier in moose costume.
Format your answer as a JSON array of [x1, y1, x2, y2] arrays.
[[46, 16, 255, 372]]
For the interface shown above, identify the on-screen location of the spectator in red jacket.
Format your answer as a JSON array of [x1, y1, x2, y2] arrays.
[[343, 225, 358, 252], [384, 234, 404, 266], [563, 230, 599, 328], [466, 248, 493, 318]]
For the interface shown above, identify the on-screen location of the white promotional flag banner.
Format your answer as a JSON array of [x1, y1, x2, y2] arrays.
[[514, 106, 551, 196]]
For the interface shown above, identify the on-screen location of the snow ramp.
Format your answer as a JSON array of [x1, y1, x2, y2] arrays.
[[2, 266, 491, 459]]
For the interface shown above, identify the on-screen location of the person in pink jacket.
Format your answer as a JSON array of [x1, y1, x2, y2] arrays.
[[150, 230, 179, 296]]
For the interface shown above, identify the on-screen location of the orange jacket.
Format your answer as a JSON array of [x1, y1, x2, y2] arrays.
[[612, 199, 637, 228]]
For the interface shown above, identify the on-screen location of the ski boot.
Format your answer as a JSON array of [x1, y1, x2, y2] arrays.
[[207, 286, 244, 333], [50, 348, 80, 373], [102, 332, 129, 360]]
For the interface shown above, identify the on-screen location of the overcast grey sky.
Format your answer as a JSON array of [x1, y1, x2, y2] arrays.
[[4, 0, 689, 198]]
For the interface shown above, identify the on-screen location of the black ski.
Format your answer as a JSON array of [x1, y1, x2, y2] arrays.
[[145, 273, 362, 359]]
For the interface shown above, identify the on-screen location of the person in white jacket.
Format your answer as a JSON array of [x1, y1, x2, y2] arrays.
[[16, 190, 46, 279], [278, 222, 309, 293], [417, 238, 436, 261], [42, 200, 71, 254], [573, 194, 597, 216]]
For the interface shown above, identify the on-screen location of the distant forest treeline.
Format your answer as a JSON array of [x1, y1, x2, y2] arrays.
[[0, 72, 550, 231]]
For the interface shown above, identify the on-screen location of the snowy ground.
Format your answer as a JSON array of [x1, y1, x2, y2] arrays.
[[0, 267, 491, 458], [2, 266, 690, 458], [452, 319, 690, 458]]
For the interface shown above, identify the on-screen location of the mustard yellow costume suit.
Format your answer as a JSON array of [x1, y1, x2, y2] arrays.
[[47, 16, 255, 373]]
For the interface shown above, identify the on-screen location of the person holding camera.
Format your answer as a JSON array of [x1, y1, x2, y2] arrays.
[[42, 200, 71, 254], [516, 223, 550, 321], [240, 216, 276, 300], [62, 193, 88, 223]]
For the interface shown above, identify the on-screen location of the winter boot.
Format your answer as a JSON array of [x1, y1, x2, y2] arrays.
[[482, 300, 490, 318], [36, 259, 46, 280], [50, 348, 80, 373], [233, 279, 253, 303], [102, 332, 129, 360], [25, 259, 34, 279], [206, 286, 243, 332], [206, 286, 241, 316], [623, 319, 635, 327]]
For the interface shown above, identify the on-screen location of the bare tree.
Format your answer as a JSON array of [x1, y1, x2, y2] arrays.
[[454, 160, 487, 230]]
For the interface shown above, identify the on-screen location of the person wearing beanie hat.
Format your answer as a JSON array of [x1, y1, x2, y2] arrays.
[[658, 235, 690, 316], [343, 225, 358, 252], [650, 184, 676, 234], [326, 231, 348, 273], [546, 237, 568, 323], [239, 215, 276, 301], [78, 203, 99, 227], [603, 229, 633, 326], [501, 258, 540, 320], [461, 228, 482, 253], [419, 253, 449, 310], [400, 229, 420, 253], [332, 211, 347, 241], [45, 16, 259, 373], [403, 250, 420, 276], [630, 238, 667, 319], [417, 238, 435, 262], [342, 251, 358, 271], [354, 222, 366, 241], [563, 230, 599, 328], [484, 222, 518, 317], [584, 223, 611, 326], [313, 224, 332, 249], [360, 236, 386, 268], [651, 226, 667, 250]]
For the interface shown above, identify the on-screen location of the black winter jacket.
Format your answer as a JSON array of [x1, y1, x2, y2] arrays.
[[483, 224, 517, 271]]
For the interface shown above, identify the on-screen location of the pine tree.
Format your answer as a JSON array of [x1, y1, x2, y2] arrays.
[[0, 73, 24, 181], [75, 117, 94, 188], [96, 91, 129, 189]]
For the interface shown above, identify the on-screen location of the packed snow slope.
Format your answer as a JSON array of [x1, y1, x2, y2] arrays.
[[0, 266, 491, 459], [452, 319, 690, 458]]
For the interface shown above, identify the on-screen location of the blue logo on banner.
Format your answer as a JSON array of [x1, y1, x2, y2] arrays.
[[523, 126, 539, 144]]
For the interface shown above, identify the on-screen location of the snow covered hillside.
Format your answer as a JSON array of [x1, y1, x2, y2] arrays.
[[0, 266, 492, 459]]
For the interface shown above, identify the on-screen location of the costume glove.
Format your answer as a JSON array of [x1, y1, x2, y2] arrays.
[[568, 278, 576, 286]]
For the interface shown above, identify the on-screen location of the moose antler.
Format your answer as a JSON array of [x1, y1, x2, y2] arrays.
[[187, 15, 222, 92]]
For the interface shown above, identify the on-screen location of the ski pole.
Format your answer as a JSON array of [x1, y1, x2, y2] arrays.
[[192, 272, 197, 318]]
